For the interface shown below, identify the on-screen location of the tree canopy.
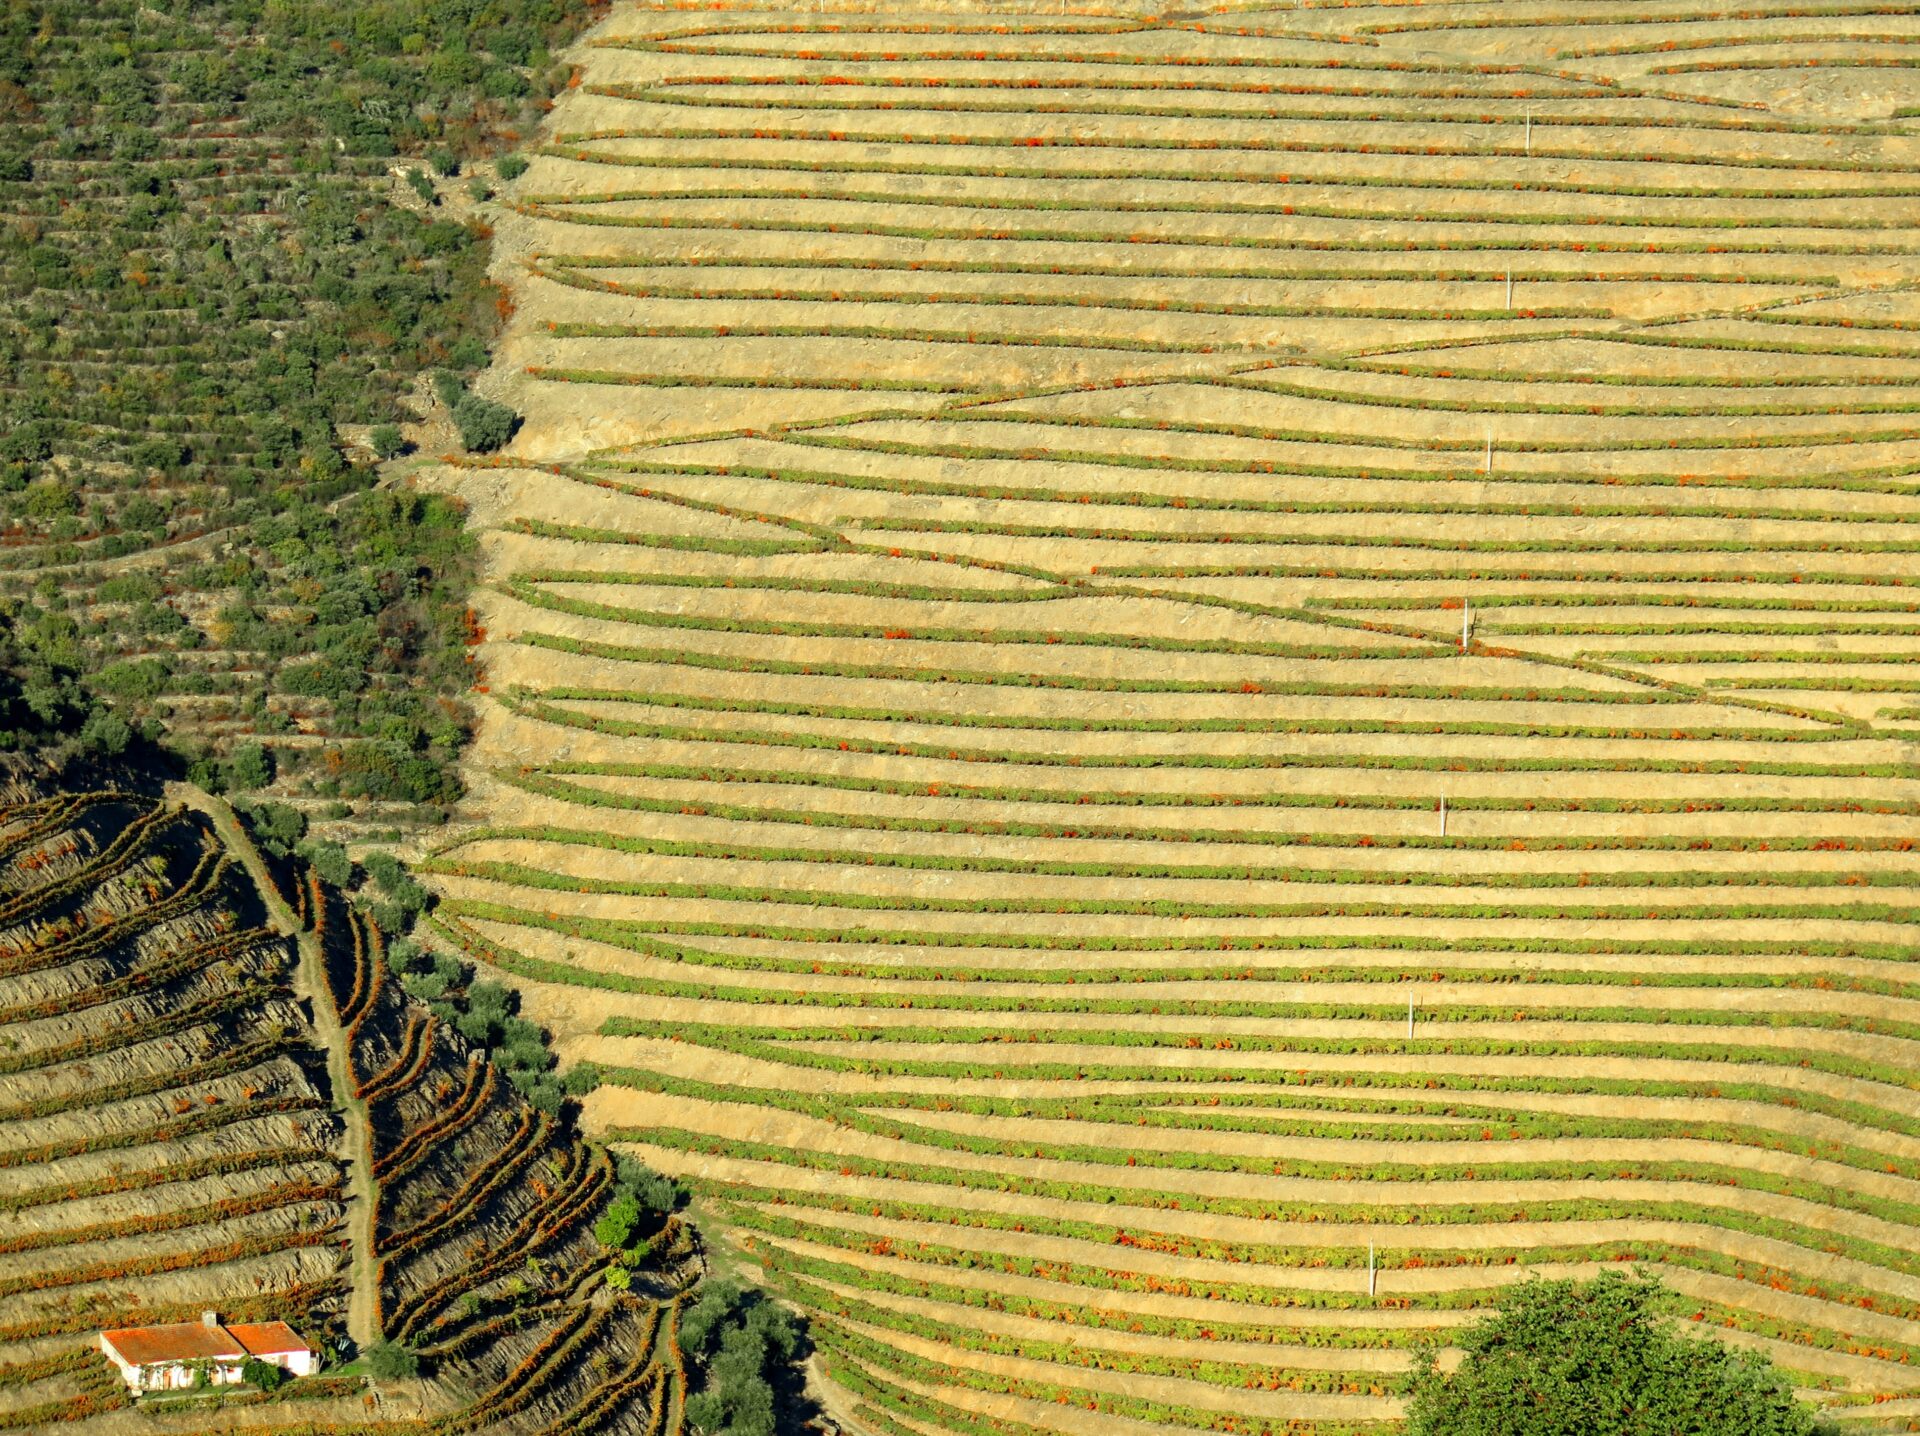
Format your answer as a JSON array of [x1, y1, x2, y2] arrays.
[[1405, 1271, 1826, 1436], [365, 1339, 419, 1381], [682, 1281, 806, 1436], [0, 602, 135, 756]]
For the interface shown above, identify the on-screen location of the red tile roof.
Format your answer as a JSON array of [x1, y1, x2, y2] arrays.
[[226, 1322, 310, 1357], [102, 1323, 244, 1365]]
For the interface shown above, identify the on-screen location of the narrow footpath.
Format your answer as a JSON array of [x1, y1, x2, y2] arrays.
[[170, 783, 381, 1352]]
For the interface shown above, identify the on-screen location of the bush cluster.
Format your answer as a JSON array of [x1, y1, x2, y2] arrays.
[[1404, 1271, 1829, 1436], [432, 371, 520, 454], [0, 0, 575, 783], [681, 1280, 805, 1436]]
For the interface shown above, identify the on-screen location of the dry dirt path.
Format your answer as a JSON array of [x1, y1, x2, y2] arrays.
[[170, 782, 381, 1353]]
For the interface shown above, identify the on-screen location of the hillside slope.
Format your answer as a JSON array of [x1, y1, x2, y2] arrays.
[[422, 2, 1920, 1434], [0, 0, 608, 832], [0, 780, 348, 1427], [0, 772, 697, 1431]]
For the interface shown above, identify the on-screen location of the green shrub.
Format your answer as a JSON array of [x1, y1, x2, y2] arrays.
[[368, 424, 407, 460], [94, 657, 169, 701], [499, 1036, 551, 1072], [496, 153, 529, 181], [615, 1153, 682, 1221], [482, 66, 529, 100], [78, 708, 132, 756], [365, 1339, 418, 1381], [466, 980, 512, 1017], [516, 1070, 565, 1113], [451, 393, 517, 453], [368, 900, 409, 934], [402, 970, 449, 1002], [387, 874, 430, 913], [300, 840, 352, 889], [1404, 1271, 1828, 1436], [453, 1009, 494, 1045], [361, 852, 405, 891], [682, 1280, 804, 1436], [237, 800, 306, 858], [386, 936, 423, 973], [226, 742, 273, 791], [449, 334, 489, 370], [594, 1193, 642, 1252]]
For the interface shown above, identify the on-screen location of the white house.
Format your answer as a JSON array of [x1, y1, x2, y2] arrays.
[[99, 1312, 315, 1393]]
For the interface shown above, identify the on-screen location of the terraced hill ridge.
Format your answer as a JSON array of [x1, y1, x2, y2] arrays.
[[422, 1, 1920, 1433], [0, 775, 699, 1432], [0, 782, 346, 1427]]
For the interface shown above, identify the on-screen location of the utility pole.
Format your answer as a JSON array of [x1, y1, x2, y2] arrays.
[[1506, 270, 1513, 308], [1525, 111, 1533, 154], [1407, 991, 1415, 1039], [1369, 1241, 1378, 1297], [1484, 429, 1493, 474], [1439, 794, 1447, 837], [1461, 598, 1472, 652]]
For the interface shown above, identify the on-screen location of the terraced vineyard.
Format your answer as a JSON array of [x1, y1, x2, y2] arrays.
[[0, 784, 346, 1428], [425, 2, 1920, 1432], [0, 774, 699, 1432], [307, 860, 703, 1436]]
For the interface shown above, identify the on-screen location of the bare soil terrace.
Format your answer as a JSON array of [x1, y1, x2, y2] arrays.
[[419, 2, 1920, 1432]]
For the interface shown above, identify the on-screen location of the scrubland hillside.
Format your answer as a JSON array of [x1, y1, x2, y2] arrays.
[[0, 0, 603, 823]]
